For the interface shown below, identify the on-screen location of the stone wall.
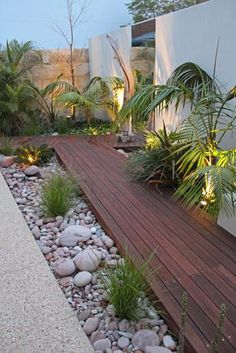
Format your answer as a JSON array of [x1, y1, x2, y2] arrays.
[[131, 47, 155, 77], [29, 47, 155, 91], [30, 49, 90, 92]]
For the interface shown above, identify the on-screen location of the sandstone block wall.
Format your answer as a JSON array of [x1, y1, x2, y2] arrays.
[[30, 48, 90, 92], [29, 47, 155, 91]]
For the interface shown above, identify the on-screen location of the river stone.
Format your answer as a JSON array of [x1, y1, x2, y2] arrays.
[[132, 330, 160, 351], [145, 347, 172, 353], [83, 317, 100, 335], [24, 165, 39, 176], [103, 236, 114, 248], [54, 258, 75, 277], [0, 156, 15, 167], [93, 338, 111, 351], [74, 248, 101, 272], [59, 276, 73, 287], [78, 309, 91, 321], [74, 271, 92, 287], [60, 225, 92, 246], [13, 172, 25, 179], [163, 335, 176, 350], [117, 336, 129, 349]]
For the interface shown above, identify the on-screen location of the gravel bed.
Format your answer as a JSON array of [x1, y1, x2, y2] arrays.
[[0, 157, 178, 353]]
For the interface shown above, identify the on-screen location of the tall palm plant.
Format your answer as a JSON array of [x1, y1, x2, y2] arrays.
[[122, 62, 236, 216], [0, 39, 41, 135], [28, 76, 73, 126], [57, 76, 123, 122], [0, 39, 41, 80]]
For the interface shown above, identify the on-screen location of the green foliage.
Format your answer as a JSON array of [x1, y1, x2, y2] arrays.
[[0, 39, 41, 135], [57, 76, 122, 123], [124, 61, 236, 217], [127, 125, 183, 186], [42, 173, 77, 217], [100, 256, 150, 320], [126, 0, 199, 23], [54, 120, 114, 136], [0, 136, 15, 155], [20, 114, 50, 136], [28, 78, 73, 126], [16, 144, 53, 166], [54, 116, 74, 134]]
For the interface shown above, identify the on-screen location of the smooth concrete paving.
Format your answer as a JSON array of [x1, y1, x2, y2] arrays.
[[0, 172, 94, 353]]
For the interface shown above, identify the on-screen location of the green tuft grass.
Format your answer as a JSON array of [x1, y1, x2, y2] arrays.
[[42, 173, 78, 217], [100, 256, 150, 320]]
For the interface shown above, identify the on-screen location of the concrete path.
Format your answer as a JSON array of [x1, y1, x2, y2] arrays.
[[0, 173, 94, 353]]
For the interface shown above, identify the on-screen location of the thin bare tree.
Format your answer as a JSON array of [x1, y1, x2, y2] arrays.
[[54, 0, 92, 118], [54, 0, 92, 87]]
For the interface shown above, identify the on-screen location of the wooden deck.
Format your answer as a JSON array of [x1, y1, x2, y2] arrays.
[[4, 135, 236, 353]]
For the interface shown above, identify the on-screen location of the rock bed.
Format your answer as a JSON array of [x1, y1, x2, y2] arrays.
[[0, 158, 178, 353]]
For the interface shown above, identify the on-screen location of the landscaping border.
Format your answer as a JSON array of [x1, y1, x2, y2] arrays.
[[0, 172, 94, 353]]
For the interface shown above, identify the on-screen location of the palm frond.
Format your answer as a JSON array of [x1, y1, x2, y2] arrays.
[[175, 165, 236, 216]]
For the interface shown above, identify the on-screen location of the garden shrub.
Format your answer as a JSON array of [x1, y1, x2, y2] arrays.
[[0, 136, 15, 156], [16, 144, 53, 166]]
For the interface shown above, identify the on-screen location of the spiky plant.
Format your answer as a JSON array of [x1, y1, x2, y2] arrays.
[[126, 123, 184, 186], [42, 173, 78, 217], [121, 61, 236, 217], [100, 255, 150, 320]]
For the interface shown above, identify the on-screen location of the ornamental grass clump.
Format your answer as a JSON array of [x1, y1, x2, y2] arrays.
[[100, 256, 149, 320], [42, 173, 77, 217]]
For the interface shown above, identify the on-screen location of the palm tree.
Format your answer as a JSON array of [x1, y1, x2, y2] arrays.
[[28, 76, 73, 126], [0, 39, 41, 135], [56, 76, 123, 123], [122, 62, 236, 217]]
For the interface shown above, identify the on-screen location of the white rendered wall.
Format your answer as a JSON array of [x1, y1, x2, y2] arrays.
[[154, 0, 236, 235], [88, 26, 131, 80], [154, 0, 236, 135]]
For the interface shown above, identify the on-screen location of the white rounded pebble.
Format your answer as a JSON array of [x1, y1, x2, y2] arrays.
[[163, 335, 176, 350], [118, 336, 129, 349], [74, 271, 92, 287]]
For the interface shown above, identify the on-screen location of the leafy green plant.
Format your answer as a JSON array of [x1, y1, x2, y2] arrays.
[[16, 144, 53, 165], [122, 61, 236, 217], [0, 39, 41, 135], [42, 173, 77, 217], [28, 77, 73, 126], [126, 124, 184, 186], [126, 0, 199, 23], [57, 76, 122, 123], [20, 114, 50, 136], [54, 115, 73, 134], [0, 136, 15, 155], [100, 255, 150, 320]]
